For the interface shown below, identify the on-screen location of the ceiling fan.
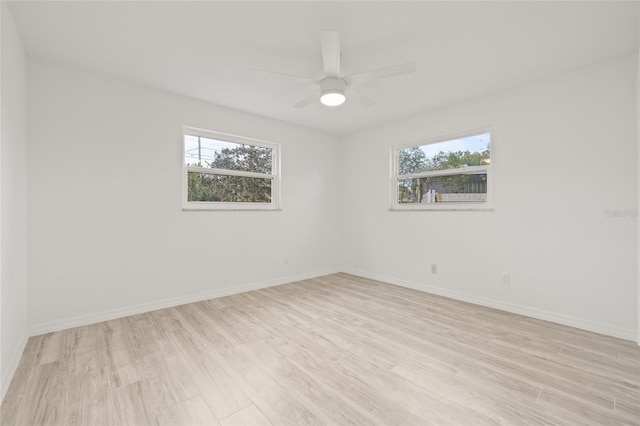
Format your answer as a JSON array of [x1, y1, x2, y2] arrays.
[[256, 31, 417, 108]]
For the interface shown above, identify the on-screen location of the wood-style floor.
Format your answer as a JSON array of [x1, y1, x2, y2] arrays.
[[1, 273, 639, 425]]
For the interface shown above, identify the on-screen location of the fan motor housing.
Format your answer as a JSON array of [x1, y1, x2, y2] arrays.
[[320, 77, 346, 95]]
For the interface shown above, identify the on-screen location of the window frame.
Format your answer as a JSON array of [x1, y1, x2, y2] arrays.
[[182, 127, 281, 211], [390, 128, 493, 211]]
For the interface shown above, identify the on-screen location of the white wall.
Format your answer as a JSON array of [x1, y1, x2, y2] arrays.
[[637, 13, 640, 344], [21, 46, 640, 343], [27, 59, 342, 333], [342, 55, 638, 340], [0, 1, 29, 401]]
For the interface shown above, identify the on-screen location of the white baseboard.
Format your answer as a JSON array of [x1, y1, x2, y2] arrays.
[[28, 266, 637, 343], [341, 268, 637, 342], [29, 268, 340, 336], [1, 334, 28, 403]]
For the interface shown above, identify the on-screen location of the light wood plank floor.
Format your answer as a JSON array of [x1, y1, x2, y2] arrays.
[[2, 273, 639, 425]]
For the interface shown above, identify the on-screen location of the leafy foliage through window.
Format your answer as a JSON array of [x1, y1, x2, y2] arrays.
[[183, 129, 280, 209], [393, 131, 491, 209]]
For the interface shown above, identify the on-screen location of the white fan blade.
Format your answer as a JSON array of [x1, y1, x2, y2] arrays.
[[348, 88, 375, 107], [320, 31, 340, 77], [294, 89, 319, 108], [346, 62, 416, 86], [253, 69, 315, 84]]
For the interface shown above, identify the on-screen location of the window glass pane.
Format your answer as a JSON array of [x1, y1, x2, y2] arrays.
[[398, 173, 487, 204], [399, 133, 490, 174], [188, 172, 272, 203], [185, 135, 272, 174]]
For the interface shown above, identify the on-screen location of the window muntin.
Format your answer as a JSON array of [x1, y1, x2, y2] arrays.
[[183, 128, 280, 210], [392, 131, 491, 210]]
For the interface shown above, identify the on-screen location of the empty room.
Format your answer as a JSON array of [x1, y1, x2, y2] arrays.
[[1, 1, 639, 425]]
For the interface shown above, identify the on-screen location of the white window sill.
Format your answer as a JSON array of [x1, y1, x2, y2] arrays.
[[183, 202, 281, 211], [390, 205, 493, 212]]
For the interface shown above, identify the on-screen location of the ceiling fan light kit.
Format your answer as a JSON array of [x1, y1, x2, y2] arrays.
[[320, 77, 346, 106]]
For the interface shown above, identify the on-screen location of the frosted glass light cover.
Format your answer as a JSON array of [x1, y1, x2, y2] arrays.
[[320, 92, 346, 106]]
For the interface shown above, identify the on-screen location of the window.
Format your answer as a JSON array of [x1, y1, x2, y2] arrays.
[[183, 127, 280, 210], [391, 130, 491, 210]]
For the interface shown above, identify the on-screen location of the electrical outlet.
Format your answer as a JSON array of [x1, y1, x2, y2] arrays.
[[284, 256, 290, 265], [502, 272, 510, 285], [431, 264, 438, 274]]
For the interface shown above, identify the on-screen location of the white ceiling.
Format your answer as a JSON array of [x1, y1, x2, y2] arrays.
[[8, 1, 639, 136]]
